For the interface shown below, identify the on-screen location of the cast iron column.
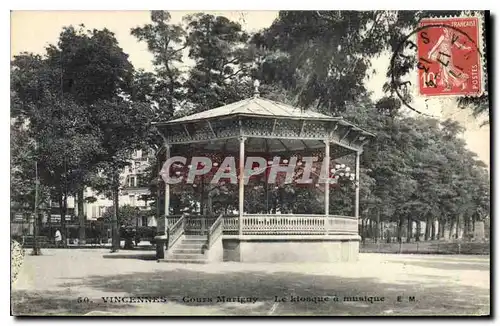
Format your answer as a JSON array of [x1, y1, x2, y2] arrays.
[[238, 136, 246, 236], [164, 143, 171, 229], [355, 151, 361, 219], [155, 143, 170, 260], [324, 139, 330, 235]]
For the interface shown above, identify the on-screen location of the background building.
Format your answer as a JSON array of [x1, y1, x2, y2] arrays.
[[81, 149, 157, 227]]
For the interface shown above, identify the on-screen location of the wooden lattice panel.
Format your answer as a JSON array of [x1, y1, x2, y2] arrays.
[[166, 125, 191, 143], [274, 120, 302, 137], [161, 113, 370, 154], [301, 121, 328, 138], [190, 122, 213, 141], [345, 131, 360, 146], [211, 119, 241, 138], [331, 124, 350, 142], [242, 118, 275, 136]]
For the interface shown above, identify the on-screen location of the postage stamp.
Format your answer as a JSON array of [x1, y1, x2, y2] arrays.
[[417, 17, 483, 96]]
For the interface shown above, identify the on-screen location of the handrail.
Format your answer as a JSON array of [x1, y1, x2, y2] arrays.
[[242, 213, 357, 220], [238, 214, 358, 235], [184, 214, 217, 235], [205, 213, 224, 252], [166, 214, 186, 250]]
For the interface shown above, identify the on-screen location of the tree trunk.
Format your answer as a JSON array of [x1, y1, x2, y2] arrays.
[[424, 216, 431, 241], [439, 219, 445, 239], [376, 209, 381, 243], [463, 213, 468, 239], [111, 172, 120, 252], [264, 183, 269, 214], [397, 215, 404, 243], [431, 218, 436, 240], [200, 178, 205, 215], [58, 192, 67, 247], [77, 187, 86, 245], [361, 218, 366, 244], [455, 213, 461, 239], [406, 216, 412, 243], [359, 218, 365, 241], [207, 185, 214, 215], [416, 221, 421, 242]]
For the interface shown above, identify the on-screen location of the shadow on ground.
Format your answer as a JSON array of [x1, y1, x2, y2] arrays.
[[11, 290, 135, 316], [390, 260, 490, 271], [11, 265, 489, 316], [102, 253, 157, 261]]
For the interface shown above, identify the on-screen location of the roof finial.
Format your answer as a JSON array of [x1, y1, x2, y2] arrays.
[[253, 79, 260, 98]]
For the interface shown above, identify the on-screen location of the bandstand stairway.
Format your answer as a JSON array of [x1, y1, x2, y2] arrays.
[[161, 214, 224, 264], [164, 235, 208, 264]]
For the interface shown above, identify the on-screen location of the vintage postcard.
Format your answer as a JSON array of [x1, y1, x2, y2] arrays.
[[10, 10, 490, 316]]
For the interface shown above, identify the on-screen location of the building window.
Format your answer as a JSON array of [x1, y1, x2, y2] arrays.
[[142, 216, 148, 227], [127, 175, 138, 188], [99, 206, 107, 217]]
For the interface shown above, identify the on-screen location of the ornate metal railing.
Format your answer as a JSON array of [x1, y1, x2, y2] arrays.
[[166, 215, 183, 228], [242, 214, 326, 235], [166, 215, 186, 250], [223, 215, 239, 235], [166, 214, 358, 240], [327, 215, 359, 234], [222, 214, 358, 235], [185, 215, 218, 235], [205, 213, 224, 252]]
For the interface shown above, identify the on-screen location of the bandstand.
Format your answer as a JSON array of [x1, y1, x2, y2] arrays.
[[153, 86, 374, 263]]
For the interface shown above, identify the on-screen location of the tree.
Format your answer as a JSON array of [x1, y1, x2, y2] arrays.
[[254, 11, 489, 122], [131, 10, 187, 120], [45, 25, 135, 105], [86, 98, 152, 252], [10, 122, 51, 213], [184, 13, 255, 112], [11, 52, 103, 244], [131, 12, 190, 218], [333, 92, 490, 243], [101, 205, 141, 249], [11, 25, 152, 249], [101, 205, 141, 227]]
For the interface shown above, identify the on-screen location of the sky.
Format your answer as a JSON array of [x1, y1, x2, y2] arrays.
[[10, 11, 490, 166]]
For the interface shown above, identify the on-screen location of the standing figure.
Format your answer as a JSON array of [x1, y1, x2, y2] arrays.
[[54, 229, 62, 248], [427, 28, 472, 91]]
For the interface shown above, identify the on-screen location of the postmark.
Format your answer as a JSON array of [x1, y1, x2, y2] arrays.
[[417, 17, 482, 96], [390, 14, 485, 115]]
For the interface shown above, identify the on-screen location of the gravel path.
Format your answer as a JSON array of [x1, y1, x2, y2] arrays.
[[11, 249, 490, 316]]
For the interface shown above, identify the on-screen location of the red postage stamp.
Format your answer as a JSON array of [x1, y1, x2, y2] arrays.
[[417, 17, 482, 96]]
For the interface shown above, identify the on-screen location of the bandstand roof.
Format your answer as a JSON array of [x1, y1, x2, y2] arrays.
[[154, 95, 375, 159], [167, 97, 339, 124]]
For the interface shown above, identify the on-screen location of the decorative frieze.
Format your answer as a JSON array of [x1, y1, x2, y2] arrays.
[[159, 116, 372, 153]]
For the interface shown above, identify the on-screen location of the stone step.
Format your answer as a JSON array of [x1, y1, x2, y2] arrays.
[[176, 243, 205, 249], [172, 248, 204, 254], [160, 258, 207, 264], [184, 235, 207, 240], [181, 239, 207, 244], [169, 253, 205, 260]]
